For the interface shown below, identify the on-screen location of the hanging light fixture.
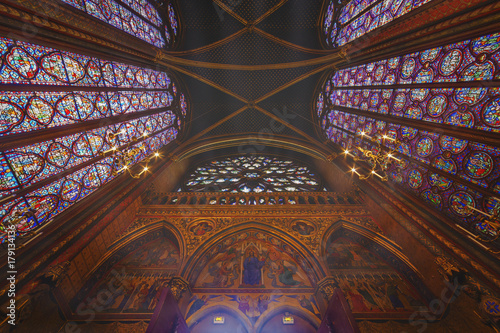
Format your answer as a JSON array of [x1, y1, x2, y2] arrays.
[[341, 131, 402, 181], [101, 129, 161, 179]]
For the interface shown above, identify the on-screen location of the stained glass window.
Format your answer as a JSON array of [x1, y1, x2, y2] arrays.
[[317, 31, 500, 241], [178, 156, 326, 193], [321, 0, 435, 47], [0, 37, 187, 242], [60, 0, 180, 48]]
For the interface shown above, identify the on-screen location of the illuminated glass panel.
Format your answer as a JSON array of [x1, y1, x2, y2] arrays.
[[324, 109, 500, 189], [1, 112, 176, 197], [318, 32, 500, 239], [0, 37, 173, 87], [179, 156, 325, 193], [121, 0, 163, 26], [322, 0, 435, 47], [1, 90, 174, 137], [0, 37, 187, 241], [61, 0, 165, 47]]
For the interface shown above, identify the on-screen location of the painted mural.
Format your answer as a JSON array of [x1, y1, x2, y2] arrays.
[[75, 237, 180, 313], [326, 237, 390, 270], [185, 293, 321, 324], [118, 237, 179, 269], [185, 232, 321, 325], [194, 237, 312, 289], [336, 273, 426, 313], [326, 237, 427, 314]]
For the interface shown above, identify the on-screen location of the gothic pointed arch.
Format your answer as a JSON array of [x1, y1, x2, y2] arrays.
[[320, 221, 434, 318], [182, 224, 326, 285], [61, 220, 184, 318], [180, 224, 327, 327]]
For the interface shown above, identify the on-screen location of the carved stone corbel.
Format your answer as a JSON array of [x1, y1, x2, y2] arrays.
[[315, 277, 339, 301], [168, 276, 191, 302]]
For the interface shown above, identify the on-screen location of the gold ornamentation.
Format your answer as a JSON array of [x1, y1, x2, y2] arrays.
[[342, 132, 402, 181], [168, 277, 191, 301], [315, 277, 338, 300], [43, 261, 71, 287], [435, 256, 461, 280]]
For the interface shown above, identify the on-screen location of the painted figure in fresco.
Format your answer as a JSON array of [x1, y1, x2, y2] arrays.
[[298, 295, 315, 313], [135, 283, 153, 311], [121, 239, 180, 268], [242, 249, 265, 286], [345, 282, 371, 312], [327, 240, 388, 270], [190, 222, 212, 236], [237, 295, 251, 315], [116, 278, 137, 310], [186, 295, 207, 319], [370, 280, 393, 310], [203, 248, 239, 288], [236, 295, 261, 319], [257, 295, 270, 314], [386, 282, 405, 310], [327, 243, 354, 268], [267, 249, 303, 287], [292, 222, 314, 236], [204, 261, 235, 287]]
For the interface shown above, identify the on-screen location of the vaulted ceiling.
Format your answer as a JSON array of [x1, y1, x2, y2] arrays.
[[161, 0, 341, 159]]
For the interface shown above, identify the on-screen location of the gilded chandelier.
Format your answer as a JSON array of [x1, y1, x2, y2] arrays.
[[342, 131, 401, 182], [101, 129, 161, 179]]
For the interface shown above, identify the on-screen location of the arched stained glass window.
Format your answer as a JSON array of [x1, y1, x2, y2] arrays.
[[60, 0, 180, 48], [321, 0, 435, 47], [178, 156, 326, 193], [316, 31, 500, 241], [0, 36, 187, 242]]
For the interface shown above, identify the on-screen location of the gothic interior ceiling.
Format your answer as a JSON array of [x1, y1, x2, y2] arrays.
[[1, 0, 500, 332], [166, 0, 341, 157]]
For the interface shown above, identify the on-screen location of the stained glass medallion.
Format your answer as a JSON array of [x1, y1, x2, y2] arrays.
[[429, 173, 452, 191], [449, 191, 474, 216], [464, 152, 494, 179], [408, 169, 423, 189]]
